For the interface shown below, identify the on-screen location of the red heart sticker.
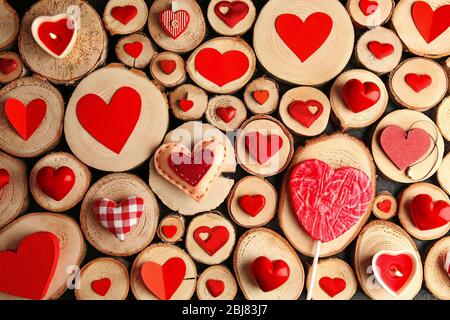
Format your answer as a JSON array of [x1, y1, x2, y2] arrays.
[[159, 59, 177, 75], [168, 149, 214, 186], [4, 98, 47, 141], [404, 73, 432, 93], [111, 5, 137, 25], [214, 1, 249, 28], [0, 58, 17, 75], [216, 106, 236, 123], [238, 195, 266, 217], [193, 226, 230, 256], [162, 225, 178, 238], [0, 169, 10, 190], [36, 166, 76, 201], [179, 99, 194, 112], [319, 277, 346, 298], [288, 100, 323, 128], [91, 278, 111, 297], [342, 79, 380, 113], [367, 41, 394, 60], [409, 194, 450, 230], [124, 41, 143, 58], [359, 0, 379, 16], [206, 279, 225, 297], [253, 90, 269, 105], [252, 256, 290, 292], [411, 1, 450, 44], [377, 199, 392, 213], [245, 132, 283, 164], [159, 9, 190, 39]]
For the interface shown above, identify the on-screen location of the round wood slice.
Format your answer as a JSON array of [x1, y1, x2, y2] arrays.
[[130, 243, 197, 300], [371, 109, 445, 183], [65, 65, 169, 172], [243, 76, 279, 115], [0, 150, 28, 229], [236, 115, 294, 177], [253, 0, 354, 86], [80, 173, 159, 256], [0, 0, 19, 50], [234, 228, 304, 300], [196, 265, 238, 300], [168, 84, 208, 121], [116, 32, 156, 69], [148, 0, 206, 53], [185, 211, 236, 265], [346, 0, 394, 28], [157, 213, 185, 243], [205, 95, 247, 131], [19, 0, 108, 84], [149, 121, 236, 215], [306, 258, 357, 300], [227, 175, 277, 228], [75, 257, 129, 300], [330, 69, 388, 129], [437, 152, 450, 195], [104, 0, 148, 35], [398, 182, 450, 240], [207, 0, 256, 36], [437, 96, 450, 141], [0, 52, 26, 84], [149, 51, 186, 88], [0, 213, 85, 300], [424, 236, 450, 300], [279, 133, 376, 257], [388, 57, 448, 111], [444, 57, 450, 92], [354, 220, 423, 300], [372, 191, 397, 220], [0, 76, 64, 158], [279, 86, 331, 137]]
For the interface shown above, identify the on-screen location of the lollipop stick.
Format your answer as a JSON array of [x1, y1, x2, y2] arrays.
[[306, 240, 321, 300]]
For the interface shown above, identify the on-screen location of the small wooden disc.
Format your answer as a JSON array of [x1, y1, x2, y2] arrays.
[[0, 52, 26, 84], [437, 96, 450, 141], [157, 214, 185, 243], [330, 69, 388, 129], [398, 182, 450, 240], [205, 95, 247, 131], [168, 84, 208, 121], [130, 243, 197, 300], [437, 152, 450, 195], [354, 220, 423, 300], [149, 51, 186, 88], [104, 0, 148, 35], [80, 173, 159, 256], [0, 0, 19, 50], [75, 257, 129, 300], [444, 57, 450, 92], [346, 0, 394, 28], [0, 76, 64, 158], [227, 175, 277, 228], [424, 236, 450, 300], [207, 0, 256, 36], [279, 86, 331, 137], [234, 228, 304, 300], [185, 211, 236, 265], [372, 191, 397, 220], [196, 265, 238, 300], [243, 76, 279, 115], [115, 32, 156, 69]]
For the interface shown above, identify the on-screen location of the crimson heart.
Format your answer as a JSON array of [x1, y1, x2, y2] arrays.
[[359, 0, 379, 16], [124, 41, 143, 58], [373, 252, 415, 295], [162, 225, 177, 238], [0, 232, 59, 300], [91, 278, 111, 297], [342, 79, 380, 113], [36, 166, 75, 201], [179, 99, 194, 112], [252, 256, 290, 292], [289, 159, 372, 242], [275, 13, 333, 63], [253, 90, 269, 105], [238, 195, 266, 217], [377, 199, 392, 213], [193, 226, 230, 256], [111, 5, 137, 25], [216, 106, 236, 123], [367, 41, 394, 60], [0, 169, 10, 190], [4, 98, 47, 141], [411, 1, 450, 44], [0, 58, 17, 75], [214, 1, 249, 28], [206, 279, 225, 297], [288, 100, 323, 128], [404, 73, 432, 93], [245, 132, 283, 165], [35, 17, 76, 57], [409, 194, 450, 230], [76, 86, 141, 154], [319, 277, 346, 298], [168, 149, 214, 186], [159, 59, 176, 75], [159, 9, 190, 39], [194, 48, 249, 87]]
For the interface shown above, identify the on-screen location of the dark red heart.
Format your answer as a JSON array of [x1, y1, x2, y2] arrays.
[[124, 41, 143, 58], [404, 73, 432, 93], [159, 59, 176, 75], [359, 0, 379, 16], [36, 18, 76, 57], [252, 256, 290, 292], [411, 1, 450, 44], [238, 195, 266, 217], [288, 100, 323, 128], [409, 194, 450, 230], [216, 106, 236, 123], [168, 149, 213, 186], [193, 226, 230, 256], [342, 79, 380, 113], [206, 279, 225, 297], [4, 98, 47, 141], [214, 1, 249, 28], [111, 5, 137, 25], [377, 199, 392, 213], [367, 41, 394, 60], [36, 166, 76, 201], [319, 277, 346, 298], [0, 169, 10, 190], [0, 58, 17, 75], [179, 99, 194, 112], [162, 225, 177, 238], [245, 132, 283, 165], [91, 278, 111, 297]]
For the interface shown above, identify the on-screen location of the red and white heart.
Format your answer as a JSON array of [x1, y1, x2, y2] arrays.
[[404, 73, 432, 93], [111, 5, 137, 25], [359, 0, 379, 16], [411, 1, 450, 44], [342, 79, 380, 113], [367, 41, 394, 60], [179, 99, 194, 112], [377, 199, 392, 213], [252, 256, 290, 292], [193, 226, 230, 256], [91, 278, 111, 297], [162, 225, 178, 238], [409, 194, 450, 231], [206, 279, 225, 297], [5, 98, 47, 141], [214, 1, 249, 28], [253, 90, 269, 105], [0, 169, 10, 190], [124, 41, 143, 59], [245, 132, 283, 165], [319, 276, 346, 298], [238, 194, 266, 217], [288, 100, 323, 128], [444, 250, 450, 278], [0, 58, 18, 75], [159, 9, 190, 39], [36, 166, 76, 201], [216, 106, 236, 123]]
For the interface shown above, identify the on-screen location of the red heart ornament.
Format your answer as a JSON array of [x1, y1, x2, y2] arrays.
[[168, 149, 214, 187], [367, 41, 394, 60], [275, 13, 333, 63], [411, 1, 450, 44], [4, 98, 47, 141], [179, 99, 194, 112], [76, 86, 141, 154], [159, 9, 190, 39], [216, 106, 236, 123], [0, 58, 17, 75], [193, 226, 230, 256], [36, 166, 75, 201], [162, 225, 178, 238], [252, 256, 290, 292], [377, 199, 392, 213], [111, 5, 137, 25], [245, 132, 283, 165], [409, 194, 450, 230], [214, 1, 249, 28], [159, 59, 177, 75], [124, 41, 143, 58], [0, 169, 10, 190], [404, 73, 432, 93], [288, 100, 323, 128], [253, 90, 269, 105], [319, 277, 346, 298], [0, 232, 59, 300], [359, 0, 379, 16], [206, 279, 225, 297], [91, 278, 111, 297], [342, 79, 380, 113], [238, 195, 266, 217]]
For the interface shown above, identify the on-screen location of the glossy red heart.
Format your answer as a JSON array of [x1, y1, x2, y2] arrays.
[[0, 169, 10, 190], [253, 90, 269, 105], [193, 226, 229, 256], [4, 98, 46, 141], [206, 279, 225, 297], [252, 256, 290, 292], [179, 99, 194, 112], [245, 132, 283, 165], [411, 1, 450, 44], [36, 166, 76, 201], [319, 277, 346, 298], [111, 5, 137, 25], [342, 79, 380, 113], [214, 1, 249, 28], [124, 41, 143, 58], [162, 225, 177, 238], [404, 73, 432, 93], [288, 100, 323, 128], [36, 17, 76, 57], [409, 194, 450, 230], [168, 149, 213, 186], [159, 59, 176, 75], [0, 58, 17, 75], [216, 106, 236, 123], [373, 252, 415, 295], [367, 41, 394, 60], [91, 278, 111, 297], [377, 199, 392, 213], [159, 9, 190, 39], [359, 0, 379, 16], [238, 195, 266, 217]]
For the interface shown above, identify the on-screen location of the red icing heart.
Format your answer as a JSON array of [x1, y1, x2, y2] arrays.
[[124, 41, 143, 58], [206, 279, 225, 297], [159, 9, 190, 39], [404, 73, 432, 93], [91, 278, 111, 297], [0, 232, 59, 300], [168, 149, 214, 186], [289, 159, 372, 242], [288, 100, 323, 128], [111, 5, 137, 25], [359, 0, 379, 16], [4, 98, 47, 141], [193, 226, 230, 256], [162, 225, 177, 238], [319, 277, 346, 298], [377, 199, 392, 213], [179, 99, 194, 112], [342, 79, 380, 113], [36, 17, 76, 57], [409, 194, 450, 230], [373, 252, 415, 295], [367, 41, 394, 60], [141, 257, 186, 300], [36, 166, 75, 201], [379, 125, 431, 171], [411, 1, 450, 44], [214, 1, 249, 28], [0, 169, 10, 190], [253, 90, 269, 105], [216, 106, 236, 123], [275, 13, 333, 63], [76, 86, 141, 154], [0, 58, 17, 75], [252, 256, 290, 292], [159, 59, 176, 75], [238, 195, 266, 217], [245, 132, 283, 165], [194, 48, 249, 87]]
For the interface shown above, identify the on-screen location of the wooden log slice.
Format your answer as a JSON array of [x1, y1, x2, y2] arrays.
[[0, 76, 64, 158], [0, 213, 85, 300], [196, 265, 238, 300], [80, 173, 159, 256], [354, 220, 423, 300], [115, 32, 156, 69], [279, 133, 376, 257], [424, 236, 450, 300], [0, 52, 26, 84], [437, 152, 450, 195], [157, 213, 185, 243], [444, 57, 450, 92], [149, 51, 186, 88], [253, 0, 354, 86], [0, 0, 19, 50], [75, 257, 129, 300], [346, 0, 395, 28], [168, 84, 208, 121], [243, 76, 279, 115], [372, 191, 397, 220], [104, 0, 148, 35], [234, 228, 304, 300], [207, 0, 257, 36], [437, 96, 450, 141], [205, 95, 247, 131]]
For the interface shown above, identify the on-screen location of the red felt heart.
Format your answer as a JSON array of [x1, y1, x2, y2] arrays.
[[159, 9, 190, 39], [91, 278, 111, 297], [124, 41, 143, 58], [76, 86, 141, 154], [179, 99, 194, 112], [206, 279, 225, 297], [367, 41, 394, 60], [245, 132, 283, 165], [159, 59, 176, 75], [214, 1, 249, 28], [289, 159, 372, 242], [404, 73, 432, 93], [253, 90, 269, 105], [194, 48, 249, 87], [0, 169, 10, 190], [409, 194, 450, 230], [0, 232, 59, 300], [168, 149, 214, 186], [36, 17, 76, 57], [319, 277, 346, 298], [141, 257, 186, 300], [359, 0, 379, 16], [4, 98, 47, 141], [0, 58, 17, 75], [111, 5, 137, 25], [252, 256, 290, 292], [36, 166, 75, 201], [373, 252, 414, 294], [193, 226, 230, 256], [377, 199, 392, 213], [238, 195, 266, 217], [411, 1, 450, 44], [216, 106, 236, 123], [275, 13, 333, 62], [288, 100, 323, 128], [162, 225, 178, 238], [379, 125, 431, 171], [342, 79, 380, 113]]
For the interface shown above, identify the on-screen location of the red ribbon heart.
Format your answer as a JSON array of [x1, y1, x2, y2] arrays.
[[91, 278, 111, 297], [404, 73, 432, 93], [0, 58, 17, 75], [409, 194, 450, 230], [252, 256, 290, 292], [367, 41, 394, 60], [342, 79, 380, 113], [288, 100, 323, 128], [411, 1, 450, 44], [245, 132, 283, 165], [162, 225, 178, 238], [214, 1, 249, 28], [124, 41, 143, 58], [377, 199, 392, 213], [159, 59, 177, 75], [216, 106, 236, 123], [111, 5, 137, 25], [238, 195, 266, 217], [36, 166, 76, 201], [193, 226, 230, 256], [159, 9, 190, 39], [4, 98, 47, 141], [206, 279, 225, 297], [319, 277, 346, 298], [359, 0, 379, 16], [0, 169, 10, 190]]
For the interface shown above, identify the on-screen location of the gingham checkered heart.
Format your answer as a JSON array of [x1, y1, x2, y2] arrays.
[[94, 196, 144, 241]]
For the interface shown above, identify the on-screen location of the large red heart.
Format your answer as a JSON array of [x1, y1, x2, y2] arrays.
[[411, 1, 450, 44], [409, 194, 450, 230], [404, 73, 432, 93], [252, 256, 290, 292], [4, 98, 46, 141], [0, 232, 59, 300], [216, 106, 236, 123], [194, 48, 249, 87], [359, 0, 379, 16], [319, 277, 346, 298], [379, 125, 431, 171], [159, 9, 190, 39], [275, 13, 333, 63], [238, 195, 266, 217], [162, 225, 177, 238], [367, 41, 394, 60], [124, 41, 143, 58], [214, 1, 249, 28], [289, 159, 372, 242], [342, 79, 380, 113], [168, 149, 214, 187], [34, 17, 76, 57], [0, 169, 10, 190], [193, 226, 229, 256], [91, 278, 111, 297], [206, 279, 225, 297], [288, 100, 323, 128], [245, 132, 283, 165], [0, 58, 17, 75], [141, 257, 186, 300], [76, 86, 141, 154], [111, 5, 137, 25], [36, 166, 76, 201], [377, 199, 392, 213]]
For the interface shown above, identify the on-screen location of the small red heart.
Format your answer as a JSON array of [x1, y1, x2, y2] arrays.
[[179, 99, 194, 112], [319, 277, 346, 298], [411, 1, 450, 44], [359, 0, 379, 16], [0, 169, 10, 190], [111, 5, 137, 25], [373, 252, 415, 294], [342, 79, 380, 113], [214, 1, 249, 28], [36, 166, 76, 201], [288, 100, 323, 128], [0, 58, 18, 75], [238, 195, 266, 217], [193, 226, 230, 256], [253, 90, 269, 105], [4, 98, 47, 141], [159, 9, 190, 39], [162, 225, 177, 238], [377, 199, 392, 213], [252, 256, 290, 292], [216, 106, 236, 123], [206, 279, 225, 297], [404, 73, 432, 93], [367, 41, 394, 60], [159, 59, 176, 75], [245, 132, 283, 165], [35, 17, 76, 57], [409, 194, 450, 230], [91, 278, 111, 297], [168, 149, 213, 186], [124, 41, 143, 58]]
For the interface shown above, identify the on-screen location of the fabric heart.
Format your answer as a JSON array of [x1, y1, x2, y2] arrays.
[[179, 99, 193, 112], [319, 277, 346, 298], [0, 58, 17, 75], [342, 79, 380, 113], [238, 195, 266, 217], [245, 132, 283, 165], [214, 1, 249, 28], [4, 98, 47, 141], [76, 86, 141, 154], [36, 166, 76, 201], [289, 159, 372, 242], [275, 13, 333, 63], [0, 232, 59, 300], [359, 0, 379, 16], [253, 90, 269, 105], [252, 256, 290, 292], [194, 226, 230, 256], [141, 257, 186, 300], [367, 41, 394, 60], [379, 125, 431, 171], [404, 73, 432, 93], [91, 278, 111, 297], [216, 106, 236, 123], [377, 199, 392, 213], [162, 225, 177, 238], [409, 194, 450, 230], [124, 41, 143, 58], [0, 169, 10, 190], [111, 5, 137, 25], [206, 279, 225, 297], [159, 59, 176, 75], [288, 100, 323, 128], [159, 9, 190, 39], [194, 48, 249, 87], [94, 196, 144, 241], [411, 1, 450, 44]]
